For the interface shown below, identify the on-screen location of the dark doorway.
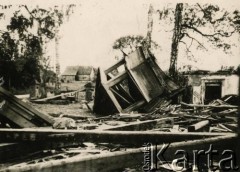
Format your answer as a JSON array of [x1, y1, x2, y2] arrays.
[[204, 82, 222, 104]]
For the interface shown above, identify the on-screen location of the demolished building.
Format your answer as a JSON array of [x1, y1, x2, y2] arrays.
[[184, 70, 239, 104], [93, 47, 183, 115], [0, 47, 238, 171]]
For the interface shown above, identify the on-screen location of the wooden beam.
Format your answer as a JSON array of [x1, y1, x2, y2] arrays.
[[2, 134, 236, 172], [118, 84, 135, 101], [102, 84, 122, 112], [0, 87, 54, 127], [104, 117, 175, 131], [31, 89, 85, 102], [105, 71, 128, 87], [98, 68, 123, 113], [104, 58, 125, 74], [183, 114, 217, 121], [0, 128, 228, 145], [181, 102, 238, 108], [109, 87, 131, 104], [188, 120, 210, 132], [0, 141, 84, 163], [122, 100, 146, 113], [0, 105, 37, 128]]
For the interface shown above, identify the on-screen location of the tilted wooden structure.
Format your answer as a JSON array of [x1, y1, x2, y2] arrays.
[[93, 47, 180, 115], [0, 87, 54, 128]]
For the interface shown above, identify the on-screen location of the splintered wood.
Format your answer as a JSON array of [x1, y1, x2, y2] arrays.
[[0, 48, 238, 171], [93, 47, 180, 115], [0, 87, 54, 128]]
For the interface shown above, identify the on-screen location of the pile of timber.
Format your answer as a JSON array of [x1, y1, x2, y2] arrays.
[[0, 91, 238, 171], [0, 87, 54, 128], [0, 61, 238, 171], [30, 88, 85, 104], [93, 47, 181, 115], [148, 98, 238, 133]]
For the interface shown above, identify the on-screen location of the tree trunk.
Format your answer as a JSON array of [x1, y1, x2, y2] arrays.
[[146, 4, 154, 49], [169, 3, 183, 77], [55, 28, 61, 91]]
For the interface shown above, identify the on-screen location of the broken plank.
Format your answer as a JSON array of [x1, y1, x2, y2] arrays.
[[104, 117, 175, 131], [142, 98, 169, 113], [122, 100, 145, 113], [0, 87, 54, 127], [62, 114, 93, 120], [93, 68, 119, 115], [117, 113, 142, 119], [105, 71, 128, 87], [187, 120, 210, 132], [218, 124, 233, 132], [183, 114, 217, 121], [2, 134, 236, 172], [219, 109, 238, 114], [0, 128, 227, 145], [0, 104, 37, 128], [104, 58, 125, 75], [32, 89, 85, 102], [181, 102, 238, 108], [102, 83, 122, 112], [223, 123, 238, 132], [210, 127, 229, 132], [110, 87, 132, 104]]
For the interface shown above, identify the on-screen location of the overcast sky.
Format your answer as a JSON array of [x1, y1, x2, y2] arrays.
[[1, 0, 240, 73], [56, 0, 240, 73], [57, 1, 149, 72]]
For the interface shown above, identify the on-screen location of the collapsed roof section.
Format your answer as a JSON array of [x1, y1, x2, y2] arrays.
[[93, 47, 181, 115], [0, 87, 54, 128]]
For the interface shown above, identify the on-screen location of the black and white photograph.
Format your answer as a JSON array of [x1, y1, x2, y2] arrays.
[[0, 0, 239, 171]]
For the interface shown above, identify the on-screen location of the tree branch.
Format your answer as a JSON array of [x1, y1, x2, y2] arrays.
[[188, 37, 194, 49], [179, 41, 196, 61], [24, 5, 46, 23], [183, 32, 208, 50], [179, 41, 190, 52], [182, 24, 235, 38], [24, 5, 36, 19]]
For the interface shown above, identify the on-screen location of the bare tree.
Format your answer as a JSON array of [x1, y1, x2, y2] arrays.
[[158, 3, 237, 77]]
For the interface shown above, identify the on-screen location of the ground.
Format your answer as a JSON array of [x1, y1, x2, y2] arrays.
[[28, 80, 95, 118], [29, 102, 95, 118]]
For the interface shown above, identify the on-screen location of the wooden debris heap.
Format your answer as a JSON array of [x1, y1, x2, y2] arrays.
[[93, 47, 181, 115], [0, 87, 54, 128]]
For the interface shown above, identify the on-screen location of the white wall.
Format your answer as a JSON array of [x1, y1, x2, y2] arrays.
[[222, 75, 239, 96], [191, 74, 239, 104]]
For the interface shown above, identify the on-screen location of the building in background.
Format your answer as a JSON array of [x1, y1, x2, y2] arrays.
[[185, 70, 239, 104], [61, 66, 96, 83]]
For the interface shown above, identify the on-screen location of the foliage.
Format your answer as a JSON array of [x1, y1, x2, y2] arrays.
[[112, 35, 160, 55], [0, 5, 75, 90], [156, 3, 238, 76], [158, 4, 236, 50]]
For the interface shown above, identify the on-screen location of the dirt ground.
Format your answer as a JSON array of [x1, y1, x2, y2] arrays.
[[29, 102, 95, 118]]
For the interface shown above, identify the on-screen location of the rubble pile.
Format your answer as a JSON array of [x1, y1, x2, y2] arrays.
[[0, 48, 238, 171]]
